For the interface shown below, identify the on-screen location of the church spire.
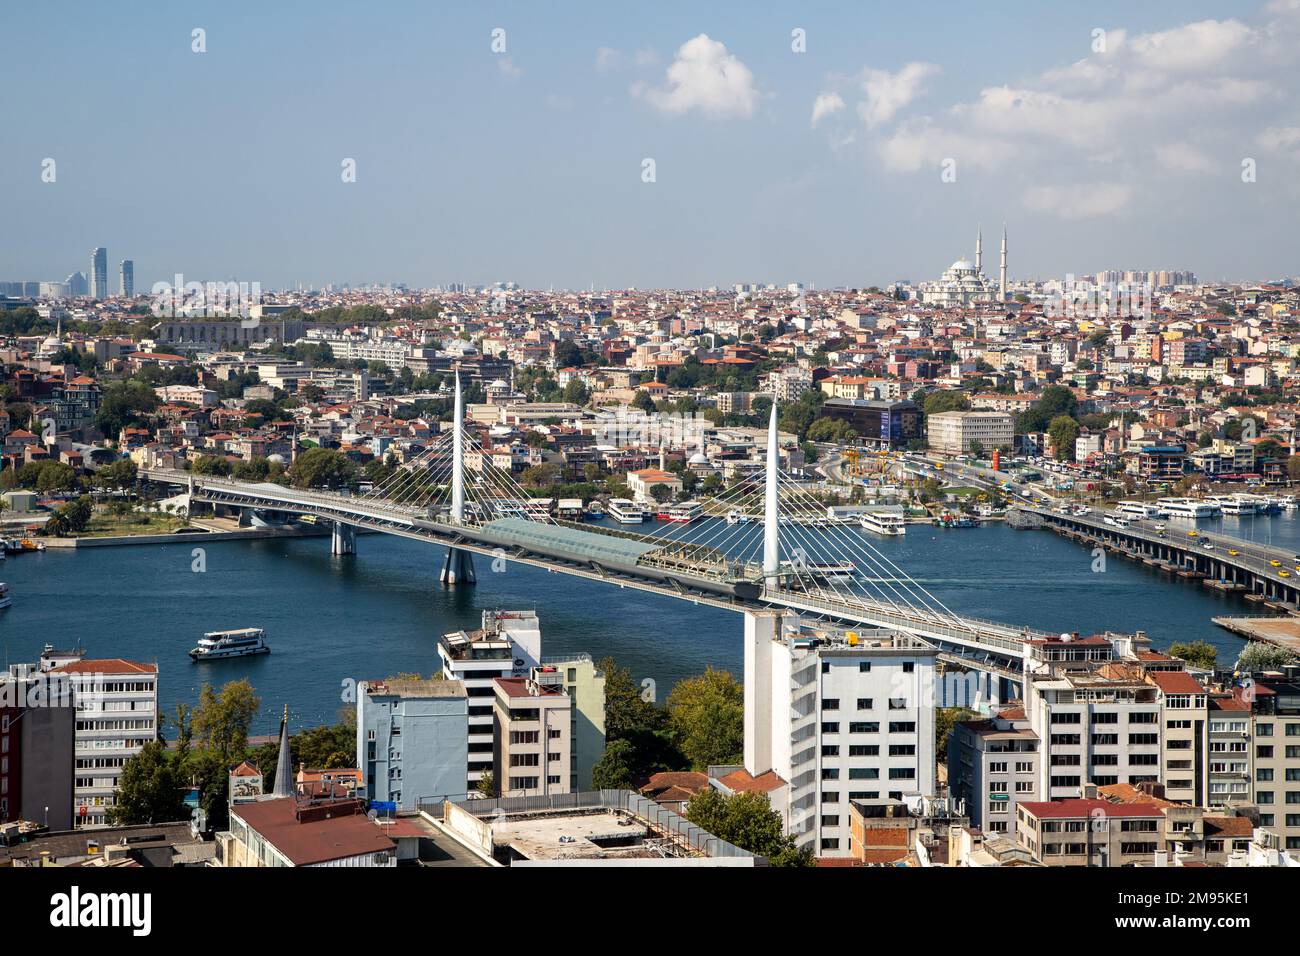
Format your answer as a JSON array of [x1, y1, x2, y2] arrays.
[[272, 705, 293, 798]]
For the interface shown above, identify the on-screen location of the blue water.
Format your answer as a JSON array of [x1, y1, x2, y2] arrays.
[[7, 511, 1297, 734]]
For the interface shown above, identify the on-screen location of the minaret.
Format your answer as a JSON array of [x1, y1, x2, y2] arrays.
[[975, 225, 982, 274], [999, 224, 1008, 300]]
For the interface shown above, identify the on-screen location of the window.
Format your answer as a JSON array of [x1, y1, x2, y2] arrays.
[[821, 768, 840, 780], [822, 722, 840, 734], [1051, 712, 1082, 725], [849, 768, 879, 780], [821, 815, 840, 828], [822, 745, 839, 757], [858, 662, 872, 673], [849, 745, 879, 757], [902, 662, 914, 673], [888, 768, 915, 780], [856, 698, 873, 710], [888, 722, 916, 733], [849, 722, 879, 734], [820, 838, 840, 850], [889, 744, 916, 756], [822, 699, 840, 711]]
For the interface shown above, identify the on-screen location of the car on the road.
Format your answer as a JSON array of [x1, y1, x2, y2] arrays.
[[1227, 548, 1240, 556], [1270, 559, 1282, 567]]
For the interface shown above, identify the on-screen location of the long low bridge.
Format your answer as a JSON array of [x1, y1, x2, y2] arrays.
[[1014, 504, 1300, 609], [138, 382, 1082, 699]]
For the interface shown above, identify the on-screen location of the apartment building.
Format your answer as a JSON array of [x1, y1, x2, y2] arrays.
[[544, 654, 606, 790], [926, 410, 1014, 455], [356, 678, 468, 811], [1023, 636, 1164, 800], [744, 611, 937, 859], [437, 610, 542, 791], [948, 705, 1040, 834], [0, 665, 76, 829], [43, 654, 158, 829], [1016, 797, 1166, 866], [492, 668, 571, 798], [1235, 677, 1300, 853]]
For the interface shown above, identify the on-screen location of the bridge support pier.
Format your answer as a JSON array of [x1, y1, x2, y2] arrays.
[[331, 522, 356, 556], [440, 547, 477, 586], [743, 608, 792, 778]]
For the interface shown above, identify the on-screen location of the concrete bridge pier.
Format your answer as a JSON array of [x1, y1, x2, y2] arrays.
[[439, 547, 476, 585], [331, 521, 356, 556]]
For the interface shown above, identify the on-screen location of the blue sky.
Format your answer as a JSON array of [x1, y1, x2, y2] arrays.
[[1, 1, 1296, 290]]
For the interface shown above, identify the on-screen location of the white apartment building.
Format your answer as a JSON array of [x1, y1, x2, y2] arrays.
[[437, 610, 542, 792], [927, 410, 1014, 456], [744, 611, 937, 858], [45, 656, 158, 828]]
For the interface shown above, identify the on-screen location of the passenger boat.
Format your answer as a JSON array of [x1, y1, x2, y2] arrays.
[[189, 628, 270, 660], [658, 501, 702, 523], [0, 583, 11, 610], [725, 510, 752, 525], [859, 511, 906, 536], [585, 501, 606, 518], [3, 538, 45, 554], [1155, 497, 1219, 519], [608, 498, 649, 524]]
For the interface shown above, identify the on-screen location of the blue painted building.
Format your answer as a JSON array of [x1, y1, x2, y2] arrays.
[[356, 678, 469, 811]]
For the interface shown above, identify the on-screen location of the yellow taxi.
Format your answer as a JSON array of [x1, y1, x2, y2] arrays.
[[1187, 531, 1199, 538], [1227, 548, 1240, 556], [1271, 559, 1282, 567], [1280, 570, 1291, 578]]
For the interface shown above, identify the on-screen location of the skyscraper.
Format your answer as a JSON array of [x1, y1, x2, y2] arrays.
[[90, 247, 108, 299], [119, 259, 134, 297]]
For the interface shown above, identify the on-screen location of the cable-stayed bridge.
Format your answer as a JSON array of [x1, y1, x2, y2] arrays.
[[142, 378, 1052, 697]]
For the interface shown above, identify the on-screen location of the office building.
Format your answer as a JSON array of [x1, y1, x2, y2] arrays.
[[926, 410, 1014, 456], [89, 247, 108, 300], [119, 259, 133, 297], [0, 665, 77, 830], [356, 678, 468, 811], [948, 705, 1040, 834]]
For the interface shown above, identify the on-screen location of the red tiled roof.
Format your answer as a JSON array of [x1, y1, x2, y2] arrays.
[[48, 659, 157, 675], [231, 797, 395, 866], [716, 769, 787, 794], [1020, 798, 1165, 819], [1148, 670, 1205, 695]]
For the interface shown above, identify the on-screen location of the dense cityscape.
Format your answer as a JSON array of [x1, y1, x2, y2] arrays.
[[6, 0, 1299, 938]]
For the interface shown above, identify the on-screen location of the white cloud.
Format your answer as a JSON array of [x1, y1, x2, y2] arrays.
[[1024, 183, 1134, 219], [595, 47, 620, 72], [1154, 142, 1216, 174], [1128, 19, 1255, 73], [1257, 125, 1300, 152], [497, 57, 522, 79], [636, 34, 758, 119], [877, 118, 1016, 172], [856, 62, 940, 128], [810, 91, 845, 127]]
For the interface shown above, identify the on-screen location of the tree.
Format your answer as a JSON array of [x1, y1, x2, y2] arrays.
[[807, 417, 858, 444], [922, 390, 970, 416], [648, 483, 673, 504], [109, 741, 188, 825], [591, 739, 637, 789], [1169, 640, 1218, 670], [95, 458, 138, 488], [192, 679, 261, 761], [95, 380, 159, 435], [1018, 384, 1077, 432], [287, 447, 359, 489], [597, 657, 683, 780], [935, 706, 978, 763], [1047, 415, 1080, 461], [476, 771, 496, 798], [1236, 642, 1295, 673], [684, 789, 813, 866], [666, 667, 744, 770]]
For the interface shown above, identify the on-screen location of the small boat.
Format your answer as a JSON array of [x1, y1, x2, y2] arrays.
[[725, 510, 751, 525], [190, 627, 270, 660], [933, 512, 980, 528], [4, 538, 45, 554], [0, 583, 11, 610], [585, 501, 606, 518]]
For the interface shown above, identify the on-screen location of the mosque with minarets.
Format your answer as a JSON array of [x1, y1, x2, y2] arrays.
[[919, 225, 1007, 307]]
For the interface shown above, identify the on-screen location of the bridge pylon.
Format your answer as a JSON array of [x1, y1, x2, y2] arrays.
[[442, 367, 476, 586], [330, 521, 356, 555]]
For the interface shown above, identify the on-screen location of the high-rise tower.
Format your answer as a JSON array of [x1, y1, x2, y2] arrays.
[[90, 247, 108, 300]]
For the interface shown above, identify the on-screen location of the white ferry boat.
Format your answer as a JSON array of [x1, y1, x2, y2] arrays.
[[189, 628, 270, 661], [0, 583, 11, 610], [1215, 494, 1264, 516], [608, 498, 649, 524], [1116, 501, 1165, 519], [658, 501, 702, 523], [1155, 497, 1219, 519], [860, 511, 906, 536]]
